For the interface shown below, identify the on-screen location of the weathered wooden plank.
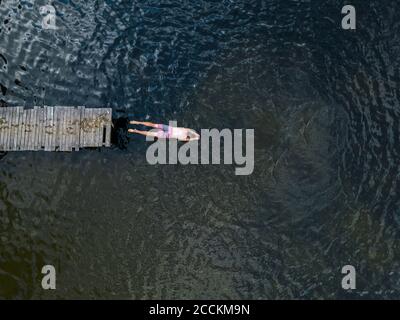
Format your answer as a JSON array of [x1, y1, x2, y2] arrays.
[[61, 106, 66, 150], [26, 109, 31, 150], [4, 108, 10, 151], [73, 107, 78, 150], [98, 109, 104, 147], [30, 109, 36, 150], [62, 106, 67, 150], [55, 106, 61, 151], [44, 107, 54, 151], [16, 107, 22, 150], [64, 107, 69, 151], [0, 108, 5, 150], [22, 109, 27, 150], [62, 107, 67, 151], [78, 106, 83, 148], [105, 109, 111, 147], [2, 108, 8, 151], [0, 108, 4, 149], [8, 108, 15, 150], [71, 107, 79, 151], [23, 108, 28, 150], [5, 107, 10, 150], [43, 107, 48, 150], [86, 109, 94, 147], [13, 107, 19, 150], [6, 108, 12, 151], [64, 107, 71, 151], [85, 107, 91, 148], [1, 108, 6, 151], [32, 107, 36, 150], [92, 108, 98, 147], [31, 108, 37, 151], [11, 107, 17, 150], [88, 107, 93, 147], [33, 108, 38, 150], [42, 106, 46, 150], [33, 107, 39, 150], [3, 109, 8, 151], [12, 108, 20, 150], [99, 109, 107, 147], [23, 109, 29, 150], [2, 107, 9, 149], [27, 109, 32, 150], [67, 107, 73, 151], [49, 106, 53, 150], [3, 108, 8, 149], [95, 109, 104, 147], [14, 108, 22, 150], [78, 106, 84, 150], [93, 109, 98, 147], [58, 106, 64, 150], [43, 106, 48, 150], [50, 106, 55, 150], [54, 107, 60, 150], [48, 106, 54, 151], [58, 107, 63, 151], [14, 108, 19, 150], [23, 109, 28, 150], [44, 106, 50, 151], [26, 109, 32, 150], [1, 108, 5, 150], [31, 109, 36, 150], [18, 107, 24, 150], [66, 107, 70, 151], [11, 107, 17, 151], [72, 107, 78, 150], [82, 108, 90, 147], [36, 107, 42, 150], [15, 107, 21, 150], [16, 107, 23, 150], [26, 109, 30, 151], [20, 108, 25, 150], [37, 107, 43, 150], [12, 108, 17, 150], [41, 106, 47, 150], [35, 107, 40, 150], [93, 108, 98, 147], [67, 107, 72, 150]]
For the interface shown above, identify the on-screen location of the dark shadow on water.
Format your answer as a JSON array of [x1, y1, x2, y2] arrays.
[[111, 116, 129, 150]]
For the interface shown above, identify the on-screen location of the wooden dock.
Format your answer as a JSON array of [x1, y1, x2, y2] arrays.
[[0, 106, 112, 151]]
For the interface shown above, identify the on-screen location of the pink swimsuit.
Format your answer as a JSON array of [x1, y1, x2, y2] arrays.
[[155, 124, 173, 138]]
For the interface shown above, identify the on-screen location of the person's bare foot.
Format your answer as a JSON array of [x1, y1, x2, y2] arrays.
[[128, 128, 138, 133], [129, 120, 140, 125]]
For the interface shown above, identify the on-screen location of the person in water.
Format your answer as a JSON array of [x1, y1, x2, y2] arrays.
[[128, 120, 200, 141]]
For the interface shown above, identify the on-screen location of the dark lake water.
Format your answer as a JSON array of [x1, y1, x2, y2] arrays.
[[1, 0, 400, 299]]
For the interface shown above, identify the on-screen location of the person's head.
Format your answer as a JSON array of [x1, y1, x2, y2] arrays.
[[186, 129, 200, 141]]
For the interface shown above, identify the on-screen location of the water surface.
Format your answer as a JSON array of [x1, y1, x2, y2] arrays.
[[0, 0, 400, 299]]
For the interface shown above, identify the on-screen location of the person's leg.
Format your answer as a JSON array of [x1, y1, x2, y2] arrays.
[[128, 128, 159, 138], [129, 120, 160, 129]]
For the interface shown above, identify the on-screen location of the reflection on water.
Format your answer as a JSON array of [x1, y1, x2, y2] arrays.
[[1, 0, 400, 299]]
